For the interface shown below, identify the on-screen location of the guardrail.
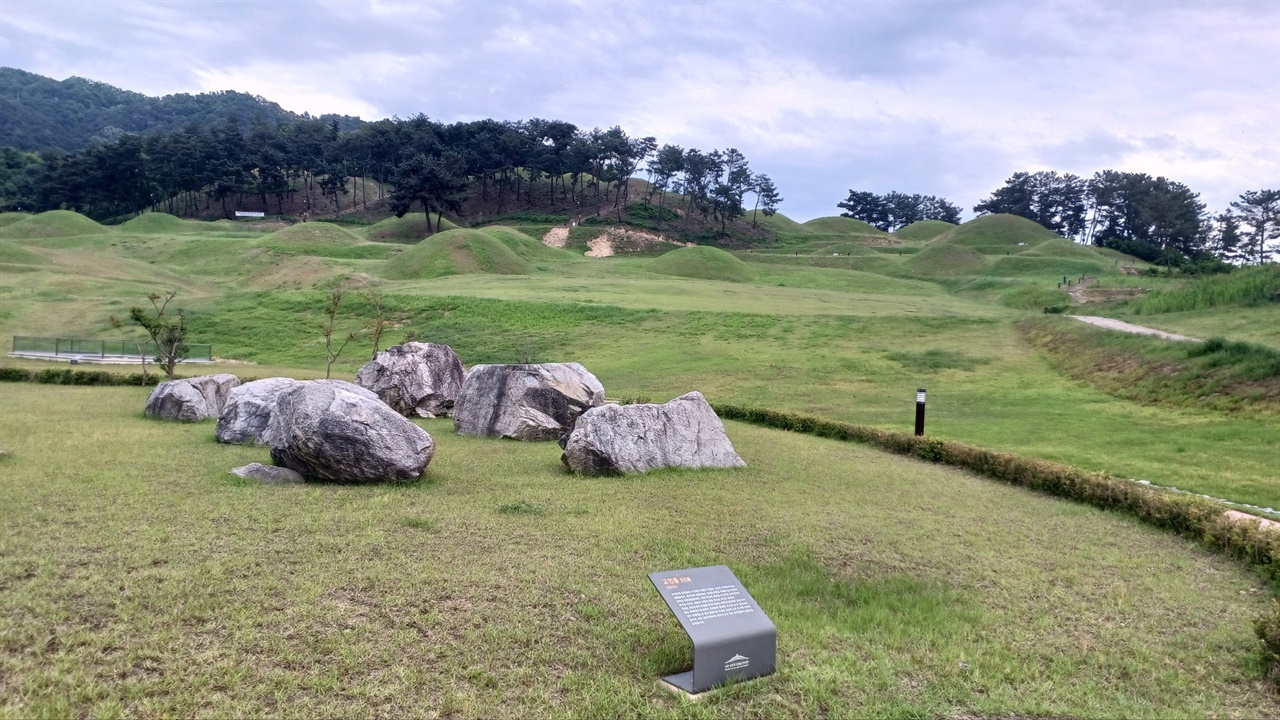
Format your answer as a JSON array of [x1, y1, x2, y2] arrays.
[[10, 336, 213, 362]]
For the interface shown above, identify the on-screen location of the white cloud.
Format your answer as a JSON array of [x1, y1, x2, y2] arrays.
[[1, 0, 1276, 219]]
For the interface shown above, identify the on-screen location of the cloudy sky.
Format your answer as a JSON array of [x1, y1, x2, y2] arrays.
[[3, 0, 1277, 221]]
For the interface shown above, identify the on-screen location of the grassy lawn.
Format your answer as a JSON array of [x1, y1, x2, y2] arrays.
[[0, 384, 1275, 718], [2, 214, 1279, 716]]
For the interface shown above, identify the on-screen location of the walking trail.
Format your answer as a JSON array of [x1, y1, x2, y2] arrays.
[[1069, 315, 1199, 342]]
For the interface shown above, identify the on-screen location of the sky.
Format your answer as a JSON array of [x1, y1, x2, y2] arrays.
[[2, 0, 1278, 222]]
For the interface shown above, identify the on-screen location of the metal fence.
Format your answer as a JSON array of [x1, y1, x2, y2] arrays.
[[11, 336, 213, 362]]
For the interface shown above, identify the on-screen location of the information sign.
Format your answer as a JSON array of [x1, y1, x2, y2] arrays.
[[648, 565, 776, 694]]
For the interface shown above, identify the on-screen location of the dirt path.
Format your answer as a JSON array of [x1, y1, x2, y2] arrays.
[[1066, 276, 1094, 304], [1070, 315, 1199, 342]]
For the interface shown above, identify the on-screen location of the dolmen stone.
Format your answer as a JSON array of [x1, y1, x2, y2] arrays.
[[145, 373, 240, 422], [216, 377, 378, 444], [230, 463, 304, 485], [561, 391, 746, 474], [355, 342, 466, 418], [267, 381, 434, 483], [453, 362, 605, 441]]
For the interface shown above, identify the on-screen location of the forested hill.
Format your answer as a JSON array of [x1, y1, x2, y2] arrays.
[[0, 67, 364, 153]]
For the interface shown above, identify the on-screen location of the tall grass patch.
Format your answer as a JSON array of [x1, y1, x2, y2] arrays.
[[1020, 317, 1280, 415], [1128, 265, 1280, 314]]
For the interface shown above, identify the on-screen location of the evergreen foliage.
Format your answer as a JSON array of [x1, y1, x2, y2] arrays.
[[838, 190, 961, 230], [0, 67, 361, 153]]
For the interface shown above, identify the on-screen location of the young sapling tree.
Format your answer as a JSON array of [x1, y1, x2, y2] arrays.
[[363, 290, 389, 360], [113, 290, 189, 381], [322, 287, 359, 379]]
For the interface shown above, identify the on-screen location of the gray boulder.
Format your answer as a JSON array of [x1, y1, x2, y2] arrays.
[[145, 374, 240, 422], [267, 382, 435, 483], [561, 391, 746, 474], [453, 363, 605, 441], [230, 463, 305, 485], [355, 342, 466, 418], [216, 378, 378, 444]]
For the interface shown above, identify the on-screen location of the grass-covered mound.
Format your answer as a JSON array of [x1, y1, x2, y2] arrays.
[[753, 211, 807, 234], [802, 216, 886, 235], [647, 245, 760, 283], [0, 210, 107, 239], [1020, 238, 1109, 261], [1128, 265, 1280, 314], [255, 223, 396, 260], [264, 223, 362, 247], [118, 213, 209, 234], [381, 228, 534, 279], [0, 212, 31, 228], [933, 214, 1062, 249], [902, 242, 989, 276], [478, 226, 579, 265], [894, 219, 957, 242], [0, 240, 49, 265], [364, 214, 458, 243], [986, 256, 1108, 279]]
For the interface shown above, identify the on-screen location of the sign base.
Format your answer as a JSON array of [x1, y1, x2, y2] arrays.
[[661, 671, 696, 693], [659, 673, 708, 702]]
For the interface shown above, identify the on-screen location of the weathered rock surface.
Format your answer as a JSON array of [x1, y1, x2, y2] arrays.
[[267, 382, 434, 483], [216, 378, 378, 444], [230, 463, 305, 484], [355, 342, 466, 418], [145, 374, 240, 422], [453, 363, 605, 441], [561, 391, 746, 474]]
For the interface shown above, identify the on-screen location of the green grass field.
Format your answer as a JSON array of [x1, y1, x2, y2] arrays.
[[0, 385, 1274, 718], [1, 210, 1278, 716]]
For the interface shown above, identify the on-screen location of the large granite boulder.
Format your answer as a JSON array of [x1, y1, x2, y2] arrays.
[[216, 378, 378, 444], [145, 374, 240, 422], [355, 342, 466, 418], [267, 382, 434, 483], [453, 363, 605, 441], [561, 391, 746, 474]]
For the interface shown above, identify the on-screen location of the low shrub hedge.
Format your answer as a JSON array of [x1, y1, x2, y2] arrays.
[[0, 366, 162, 386], [713, 404, 1280, 578], [715, 403, 1280, 681]]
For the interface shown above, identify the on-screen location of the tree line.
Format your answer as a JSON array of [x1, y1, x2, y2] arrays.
[[839, 172, 1278, 268], [972, 171, 1278, 268], [0, 67, 360, 153], [0, 113, 782, 234], [836, 191, 962, 231]]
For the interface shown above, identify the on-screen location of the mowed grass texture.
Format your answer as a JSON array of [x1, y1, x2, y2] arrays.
[[0, 385, 1275, 718]]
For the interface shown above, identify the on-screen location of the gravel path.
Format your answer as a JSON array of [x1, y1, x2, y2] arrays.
[[1070, 315, 1199, 342]]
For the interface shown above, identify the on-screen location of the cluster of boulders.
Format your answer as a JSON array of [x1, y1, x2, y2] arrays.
[[145, 339, 745, 484]]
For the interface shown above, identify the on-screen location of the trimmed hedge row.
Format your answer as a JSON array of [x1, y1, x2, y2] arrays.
[[0, 366, 163, 386], [714, 403, 1279, 576], [714, 403, 1280, 681]]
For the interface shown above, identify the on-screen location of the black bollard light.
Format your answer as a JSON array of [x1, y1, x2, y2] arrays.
[[915, 388, 926, 436]]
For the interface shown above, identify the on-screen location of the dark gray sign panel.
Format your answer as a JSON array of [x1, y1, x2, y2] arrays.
[[648, 564, 777, 693]]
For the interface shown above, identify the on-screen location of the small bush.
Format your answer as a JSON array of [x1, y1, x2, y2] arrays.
[[1256, 601, 1280, 686], [1043, 305, 1068, 314]]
